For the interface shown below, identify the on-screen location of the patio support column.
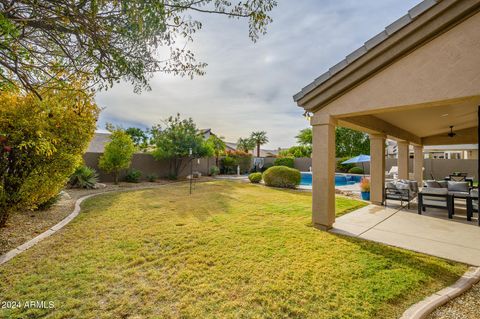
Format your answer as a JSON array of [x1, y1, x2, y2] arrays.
[[311, 114, 336, 230], [413, 145, 424, 185], [369, 134, 386, 205], [397, 141, 410, 180]]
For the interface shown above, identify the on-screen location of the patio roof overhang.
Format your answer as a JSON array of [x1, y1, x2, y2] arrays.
[[293, 0, 480, 230]]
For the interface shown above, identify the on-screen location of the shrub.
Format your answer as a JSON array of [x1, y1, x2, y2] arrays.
[[274, 157, 294, 168], [262, 166, 301, 189], [209, 165, 220, 176], [260, 163, 273, 172], [69, 166, 99, 189], [146, 174, 157, 182], [248, 172, 262, 183], [336, 157, 355, 172], [36, 193, 61, 211], [221, 156, 236, 174], [125, 169, 142, 183], [348, 166, 364, 174], [0, 83, 98, 227]]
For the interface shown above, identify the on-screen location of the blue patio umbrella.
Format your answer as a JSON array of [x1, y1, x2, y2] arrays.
[[342, 154, 370, 175]]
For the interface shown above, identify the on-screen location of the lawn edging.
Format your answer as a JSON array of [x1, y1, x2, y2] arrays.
[[0, 182, 186, 266], [400, 266, 480, 319]]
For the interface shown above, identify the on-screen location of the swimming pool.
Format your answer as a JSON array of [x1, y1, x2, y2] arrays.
[[300, 172, 363, 187]]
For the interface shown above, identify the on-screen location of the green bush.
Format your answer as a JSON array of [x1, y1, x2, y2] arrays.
[[248, 172, 262, 183], [146, 174, 157, 182], [336, 157, 355, 172], [274, 157, 294, 168], [348, 166, 364, 174], [209, 165, 220, 176], [260, 163, 273, 173], [262, 166, 301, 189], [36, 193, 61, 211], [69, 166, 99, 189], [221, 156, 236, 174], [125, 169, 142, 183]]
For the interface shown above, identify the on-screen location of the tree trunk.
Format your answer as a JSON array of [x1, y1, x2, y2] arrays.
[[257, 143, 260, 157]]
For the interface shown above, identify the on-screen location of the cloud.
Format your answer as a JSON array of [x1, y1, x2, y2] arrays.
[[95, 0, 421, 148]]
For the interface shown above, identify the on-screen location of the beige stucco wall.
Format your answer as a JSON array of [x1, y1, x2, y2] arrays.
[[318, 11, 480, 118]]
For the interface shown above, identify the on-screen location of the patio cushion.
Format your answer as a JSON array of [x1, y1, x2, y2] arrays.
[[422, 199, 448, 207], [421, 187, 448, 202], [438, 181, 448, 188], [386, 182, 396, 189], [425, 180, 442, 188], [447, 181, 469, 193]]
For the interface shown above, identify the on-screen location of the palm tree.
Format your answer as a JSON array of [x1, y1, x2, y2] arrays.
[[237, 137, 255, 153], [250, 131, 268, 157], [207, 135, 226, 166]]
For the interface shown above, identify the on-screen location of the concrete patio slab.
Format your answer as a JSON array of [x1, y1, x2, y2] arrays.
[[332, 203, 480, 266]]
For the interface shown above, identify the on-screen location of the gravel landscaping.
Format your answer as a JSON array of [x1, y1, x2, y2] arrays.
[[429, 281, 480, 319]]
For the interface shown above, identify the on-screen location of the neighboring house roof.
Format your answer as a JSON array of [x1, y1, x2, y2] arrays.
[[86, 132, 111, 153], [293, 0, 442, 103]]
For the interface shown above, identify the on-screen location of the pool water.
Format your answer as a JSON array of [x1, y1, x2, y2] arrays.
[[300, 172, 362, 187]]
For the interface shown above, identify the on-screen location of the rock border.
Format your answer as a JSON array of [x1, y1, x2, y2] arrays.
[[0, 182, 187, 266], [400, 267, 480, 319]]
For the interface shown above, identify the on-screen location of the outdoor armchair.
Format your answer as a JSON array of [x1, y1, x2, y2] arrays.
[[384, 180, 418, 209], [417, 188, 454, 219]]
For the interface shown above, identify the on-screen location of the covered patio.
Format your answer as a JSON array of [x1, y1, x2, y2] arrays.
[[294, 0, 480, 231]]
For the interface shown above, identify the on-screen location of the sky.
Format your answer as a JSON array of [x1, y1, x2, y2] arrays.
[[95, 0, 421, 149]]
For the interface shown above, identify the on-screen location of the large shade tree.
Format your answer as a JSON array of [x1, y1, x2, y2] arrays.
[[250, 131, 268, 157], [0, 0, 277, 97]]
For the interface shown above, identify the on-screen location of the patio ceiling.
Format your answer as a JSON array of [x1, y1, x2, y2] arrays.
[[338, 98, 479, 145]]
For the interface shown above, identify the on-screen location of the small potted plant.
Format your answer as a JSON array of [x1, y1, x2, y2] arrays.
[[359, 177, 370, 200]]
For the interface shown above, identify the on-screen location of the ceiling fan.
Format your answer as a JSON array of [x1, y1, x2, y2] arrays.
[[447, 126, 456, 138]]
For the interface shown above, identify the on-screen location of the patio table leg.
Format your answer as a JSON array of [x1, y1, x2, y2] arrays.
[[447, 195, 454, 219], [466, 197, 473, 222]]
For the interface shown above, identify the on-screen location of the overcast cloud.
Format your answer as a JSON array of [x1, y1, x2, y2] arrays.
[[96, 0, 421, 149]]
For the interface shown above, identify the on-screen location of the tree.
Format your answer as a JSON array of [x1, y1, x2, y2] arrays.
[[250, 131, 268, 157], [279, 145, 311, 158], [0, 83, 98, 227], [206, 135, 226, 167], [125, 127, 149, 151], [335, 127, 370, 157], [151, 114, 213, 178], [294, 127, 369, 157], [0, 1, 277, 96], [296, 128, 312, 146], [99, 130, 136, 184], [236, 137, 255, 153]]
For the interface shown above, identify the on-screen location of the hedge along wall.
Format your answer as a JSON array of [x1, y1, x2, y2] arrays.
[[83, 152, 217, 182]]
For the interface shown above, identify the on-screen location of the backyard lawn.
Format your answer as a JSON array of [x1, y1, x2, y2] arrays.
[[0, 181, 465, 318]]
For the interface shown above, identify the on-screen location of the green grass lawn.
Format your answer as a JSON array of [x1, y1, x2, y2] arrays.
[[0, 181, 465, 318]]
